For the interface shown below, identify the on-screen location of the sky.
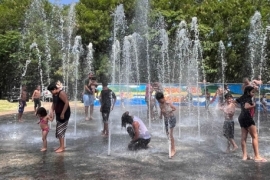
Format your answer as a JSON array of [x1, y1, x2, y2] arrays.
[[49, 0, 79, 5]]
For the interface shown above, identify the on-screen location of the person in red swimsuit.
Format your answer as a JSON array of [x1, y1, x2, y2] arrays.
[[36, 107, 53, 152]]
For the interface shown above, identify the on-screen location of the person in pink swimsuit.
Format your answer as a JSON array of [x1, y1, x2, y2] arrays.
[[36, 107, 53, 152]]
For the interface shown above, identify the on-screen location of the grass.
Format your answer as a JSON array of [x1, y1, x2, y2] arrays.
[[0, 100, 34, 113], [0, 100, 85, 114]]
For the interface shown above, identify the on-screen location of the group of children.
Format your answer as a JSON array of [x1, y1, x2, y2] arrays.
[[30, 77, 267, 162], [214, 78, 267, 162]]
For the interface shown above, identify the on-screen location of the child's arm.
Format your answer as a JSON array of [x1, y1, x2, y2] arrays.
[[159, 107, 163, 119], [49, 103, 55, 119], [169, 102, 176, 111], [111, 92, 117, 111], [31, 90, 36, 101], [244, 102, 255, 110], [232, 99, 241, 108], [219, 105, 225, 111], [47, 115, 53, 122], [210, 92, 217, 103]]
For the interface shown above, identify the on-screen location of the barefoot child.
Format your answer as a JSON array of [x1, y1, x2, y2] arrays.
[[220, 93, 238, 153], [121, 111, 151, 150], [156, 92, 176, 157], [36, 107, 53, 151], [236, 86, 267, 162], [99, 82, 116, 137], [18, 85, 27, 122]]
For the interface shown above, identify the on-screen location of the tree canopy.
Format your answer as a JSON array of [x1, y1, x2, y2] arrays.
[[1, 0, 270, 99]]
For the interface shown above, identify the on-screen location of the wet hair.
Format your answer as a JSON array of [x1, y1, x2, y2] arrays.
[[47, 83, 58, 91], [155, 92, 164, 101], [36, 107, 47, 117], [121, 111, 133, 128], [102, 81, 108, 87], [224, 93, 233, 99], [91, 77, 97, 81], [237, 86, 254, 103], [243, 86, 254, 95]]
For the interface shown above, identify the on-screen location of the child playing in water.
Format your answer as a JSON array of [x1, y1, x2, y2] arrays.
[[156, 92, 176, 157], [99, 82, 116, 137], [36, 107, 53, 151], [260, 94, 267, 116], [204, 88, 211, 111], [236, 86, 267, 162], [220, 93, 238, 153], [145, 83, 156, 120]]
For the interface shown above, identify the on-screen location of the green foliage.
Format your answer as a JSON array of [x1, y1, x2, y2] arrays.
[[2, 0, 270, 98], [0, 30, 22, 96]]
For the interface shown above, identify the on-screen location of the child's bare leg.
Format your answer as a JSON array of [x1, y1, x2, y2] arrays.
[[248, 125, 264, 160], [150, 105, 155, 119], [226, 140, 230, 153], [90, 105, 94, 119], [241, 128, 249, 160], [85, 106, 89, 120], [101, 127, 105, 135], [229, 138, 238, 152], [147, 101, 151, 119], [41, 131, 48, 151], [18, 113, 23, 122], [104, 122, 109, 137], [170, 128, 176, 156]]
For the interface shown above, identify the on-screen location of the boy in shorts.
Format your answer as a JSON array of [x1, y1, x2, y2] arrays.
[[156, 92, 176, 157], [220, 93, 238, 153], [18, 85, 28, 122], [99, 82, 116, 137]]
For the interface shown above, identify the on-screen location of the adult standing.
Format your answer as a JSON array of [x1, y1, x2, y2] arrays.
[[89, 76, 99, 120], [48, 83, 71, 153], [83, 73, 94, 120]]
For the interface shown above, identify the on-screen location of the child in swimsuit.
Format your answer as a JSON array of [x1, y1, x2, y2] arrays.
[[156, 92, 176, 158], [36, 107, 53, 151]]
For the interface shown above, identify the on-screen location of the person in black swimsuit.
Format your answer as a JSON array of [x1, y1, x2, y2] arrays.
[[236, 86, 266, 162]]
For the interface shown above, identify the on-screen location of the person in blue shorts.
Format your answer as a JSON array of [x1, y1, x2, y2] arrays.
[[83, 73, 98, 120]]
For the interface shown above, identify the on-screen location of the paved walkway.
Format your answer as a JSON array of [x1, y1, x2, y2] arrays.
[[0, 106, 270, 180]]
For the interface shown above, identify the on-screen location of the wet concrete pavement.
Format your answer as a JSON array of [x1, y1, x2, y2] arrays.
[[1, 106, 270, 180]]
